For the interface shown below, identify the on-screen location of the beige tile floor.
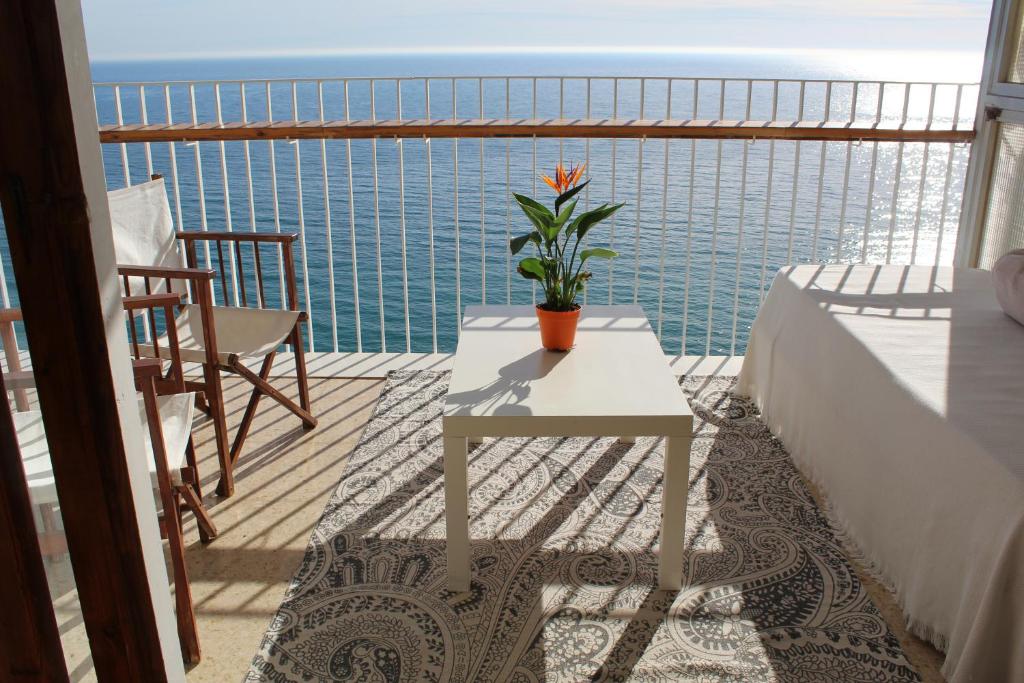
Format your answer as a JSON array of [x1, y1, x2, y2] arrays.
[[40, 373, 945, 681], [181, 375, 384, 681]]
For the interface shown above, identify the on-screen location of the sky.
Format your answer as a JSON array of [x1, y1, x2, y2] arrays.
[[81, 0, 992, 62]]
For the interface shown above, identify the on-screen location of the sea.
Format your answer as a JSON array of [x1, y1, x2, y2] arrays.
[[69, 51, 984, 355]]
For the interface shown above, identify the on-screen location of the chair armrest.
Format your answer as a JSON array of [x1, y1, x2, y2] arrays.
[[0, 308, 23, 323], [0, 308, 29, 410], [132, 357, 163, 385], [133, 358, 162, 376], [132, 358, 164, 394], [118, 264, 215, 280], [176, 231, 299, 244], [3, 370, 35, 390], [122, 293, 185, 312]]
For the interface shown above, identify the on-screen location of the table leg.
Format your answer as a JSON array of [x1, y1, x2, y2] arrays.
[[658, 434, 691, 590], [618, 436, 635, 444], [469, 436, 485, 445], [443, 435, 471, 592]]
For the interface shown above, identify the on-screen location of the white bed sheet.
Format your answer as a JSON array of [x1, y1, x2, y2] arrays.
[[737, 265, 1024, 683]]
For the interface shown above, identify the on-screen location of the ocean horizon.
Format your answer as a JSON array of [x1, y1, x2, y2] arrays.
[[89, 47, 984, 83]]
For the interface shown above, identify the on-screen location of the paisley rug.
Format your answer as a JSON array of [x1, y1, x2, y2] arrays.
[[246, 372, 920, 682]]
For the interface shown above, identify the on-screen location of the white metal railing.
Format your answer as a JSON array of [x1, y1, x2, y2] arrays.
[[49, 76, 979, 356]]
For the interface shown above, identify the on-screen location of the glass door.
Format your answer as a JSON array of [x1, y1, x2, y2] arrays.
[[959, 0, 1024, 265]]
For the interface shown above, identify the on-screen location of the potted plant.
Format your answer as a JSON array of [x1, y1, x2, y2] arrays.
[[509, 163, 624, 351]]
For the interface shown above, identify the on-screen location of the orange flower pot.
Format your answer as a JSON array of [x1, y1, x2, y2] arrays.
[[536, 304, 581, 351]]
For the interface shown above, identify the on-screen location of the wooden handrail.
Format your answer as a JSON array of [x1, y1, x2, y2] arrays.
[[98, 118, 975, 144]]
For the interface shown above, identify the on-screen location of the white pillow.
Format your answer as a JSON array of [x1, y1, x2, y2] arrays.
[[992, 249, 1024, 326]]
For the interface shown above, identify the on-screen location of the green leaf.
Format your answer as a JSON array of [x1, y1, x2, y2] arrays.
[[580, 247, 618, 262], [541, 222, 561, 244], [509, 232, 540, 255], [553, 198, 578, 228], [554, 180, 589, 215], [517, 203, 554, 238], [568, 202, 626, 240], [513, 193, 554, 219], [565, 205, 602, 238], [517, 257, 546, 281]]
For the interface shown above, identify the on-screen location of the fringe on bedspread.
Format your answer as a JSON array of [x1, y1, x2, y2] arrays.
[[799, 464, 952, 657], [720, 377, 953, 661]]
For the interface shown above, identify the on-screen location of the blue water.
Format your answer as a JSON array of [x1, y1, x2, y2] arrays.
[[40, 51, 981, 355]]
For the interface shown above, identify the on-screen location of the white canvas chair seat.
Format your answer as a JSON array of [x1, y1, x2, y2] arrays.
[[140, 393, 196, 487], [13, 392, 196, 505], [143, 304, 300, 364]]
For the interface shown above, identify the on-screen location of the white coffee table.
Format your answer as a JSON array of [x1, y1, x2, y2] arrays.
[[441, 304, 693, 592]]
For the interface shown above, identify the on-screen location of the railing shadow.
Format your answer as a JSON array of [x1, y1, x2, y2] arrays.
[[176, 366, 924, 681]]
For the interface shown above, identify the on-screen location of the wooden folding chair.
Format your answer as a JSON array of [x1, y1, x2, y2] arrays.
[[123, 294, 218, 546], [0, 309, 63, 561], [128, 291, 221, 664], [3, 296, 216, 664], [109, 175, 317, 497]]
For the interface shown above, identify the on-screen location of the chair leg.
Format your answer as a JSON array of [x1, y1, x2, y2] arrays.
[[177, 484, 217, 544], [204, 363, 234, 498], [291, 323, 314, 424], [163, 496, 201, 665], [39, 503, 66, 563], [230, 359, 317, 428], [229, 351, 276, 465], [184, 436, 201, 499], [193, 392, 211, 418]]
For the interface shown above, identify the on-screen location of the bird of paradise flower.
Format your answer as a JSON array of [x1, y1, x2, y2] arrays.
[[509, 162, 624, 311]]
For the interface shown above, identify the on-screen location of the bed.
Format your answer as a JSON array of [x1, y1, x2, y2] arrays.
[[737, 265, 1024, 683]]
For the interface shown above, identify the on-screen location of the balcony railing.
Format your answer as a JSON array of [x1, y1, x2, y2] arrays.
[[9, 75, 978, 357]]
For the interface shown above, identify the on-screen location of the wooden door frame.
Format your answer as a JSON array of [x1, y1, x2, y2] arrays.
[[0, 0, 184, 680]]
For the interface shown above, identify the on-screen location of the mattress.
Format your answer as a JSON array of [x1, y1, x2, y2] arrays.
[[737, 265, 1024, 683]]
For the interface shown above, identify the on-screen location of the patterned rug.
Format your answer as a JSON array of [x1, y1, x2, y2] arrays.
[[246, 372, 920, 682]]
